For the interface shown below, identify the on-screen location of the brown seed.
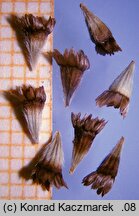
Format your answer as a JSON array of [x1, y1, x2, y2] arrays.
[[8, 14, 56, 71], [96, 61, 135, 118], [80, 3, 122, 55], [31, 131, 68, 191], [52, 48, 90, 106], [70, 112, 107, 174], [82, 137, 124, 197], [10, 85, 46, 144]]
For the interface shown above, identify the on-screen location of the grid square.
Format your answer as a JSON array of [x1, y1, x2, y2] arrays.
[[0, 15, 8, 25], [0, 106, 11, 118], [0, 186, 9, 197], [0, 159, 9, 170], [14, 2, 26, 13], [11, 146, 22, 158], [13, 53, 24, 65], [11, 173, 22, 184], [24, 146, 36, 158], [39, 66, 51, 79], [0, 27, 12, 38], [25, 70, 37, 79], [24, 136, 32, 145], [0, 66, 11, 78], [0, 40, 12, 52], [0, 79, 12, 90], [2, 2, 13, 13], [24, 185, 36, 197], [13, 66, 24, 78], [11, 132, 23, 145], [0, 132, 10, 144], [10, 186, 22, 197], [12, 119, 22, 132], [13, 41, 21, 52], [0, 53, 11, 65], [40, 2, 51, 13], [11, 159, 22, 171], [41, 119, 50, 131], [0, 172, 9, 184], [27, 2, 39, 13], [40, 132, 50, 144], [0, 145, 9, 157], [0, 119, 10, 131]]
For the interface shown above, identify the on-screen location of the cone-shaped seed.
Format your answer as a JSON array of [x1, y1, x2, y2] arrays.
[[82, 137, 124, 197], [8, 14, 56, 71], [80, 3, 122, 55], [31, 131, 68, 191], [52, 48, 90, 106], [96, 61, 135, 118], [70, 112, 107, 174], [109, 61, 135, 98], [10, 85, 46, 144]]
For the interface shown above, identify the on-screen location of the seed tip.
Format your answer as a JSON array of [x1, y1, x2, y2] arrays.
[[80, 3, 83, 8], [119, 136, 125, 146], [69, 167, 74, 175], [55, 131, 60, 138]]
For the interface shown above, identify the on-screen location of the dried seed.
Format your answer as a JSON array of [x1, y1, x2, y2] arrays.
[[70, 112, 107, 174], [31, 131, 68, 191], [10, 85, 46, 144], [96, 61, 135, 118], [80, 3, 122, 55], [8, 14, 56, 71], [82, 137, 124, 197], [52, 48, 90, 106]]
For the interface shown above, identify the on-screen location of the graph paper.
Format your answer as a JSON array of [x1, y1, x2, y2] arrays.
[[0, 0, 53, 199]]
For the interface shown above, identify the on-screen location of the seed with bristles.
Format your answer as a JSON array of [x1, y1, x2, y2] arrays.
[[70, 112, 107, 174], [52, 48, 90, 106], [80, 3, 122, 55], [8, 14, 56, 71], [10, 85, 46, 144], [31, 131, 68, 191], [82, 137, 124, 197], [96, 61, 135, 118]]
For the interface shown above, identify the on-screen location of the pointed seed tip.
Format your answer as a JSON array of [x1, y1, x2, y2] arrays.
[[131, 60, 135, 64], [64, 98, 70, 107], [119, 136, 125, 145], [32, 137, 39, 144], [69, 167, 74, 175], [55, 131, 61, 138], [128, 60, 135, 71], [80, 3, 86, 10], [114, 137, 124, 154], [65, 102, 69, 107]]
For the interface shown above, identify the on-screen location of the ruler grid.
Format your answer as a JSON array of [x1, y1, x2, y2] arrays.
[[0, 0, 53, 200]]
